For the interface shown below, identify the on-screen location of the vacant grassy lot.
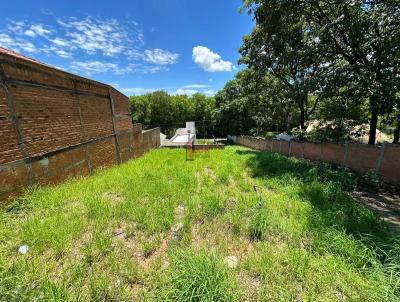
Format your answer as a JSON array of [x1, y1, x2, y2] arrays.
[[1, 147, 399, 301]]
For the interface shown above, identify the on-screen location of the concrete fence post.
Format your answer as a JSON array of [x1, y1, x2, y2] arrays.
[[0, 63, 34, 183], [73, 80, 92, 173], [108, 88, 121, 164], [343, 142, 349, 166], [376, 143, 386, 174]]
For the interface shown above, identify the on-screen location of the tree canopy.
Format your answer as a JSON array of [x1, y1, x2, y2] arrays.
[[238, 0, 400, 144], [130, 91, 215, 137]]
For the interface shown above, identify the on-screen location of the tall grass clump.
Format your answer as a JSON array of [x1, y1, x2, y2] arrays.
[[167, 249, 238, 302]]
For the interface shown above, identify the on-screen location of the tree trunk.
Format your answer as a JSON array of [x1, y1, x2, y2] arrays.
[[393, 118, 400, 144], [299, 108, 305, 130], [368, 106, 378, 145], [298, 93, 307, 130]]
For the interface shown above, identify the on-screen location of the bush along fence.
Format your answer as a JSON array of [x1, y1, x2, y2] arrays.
[[231, 135, 400, 184], [0, 48, 160, 201]]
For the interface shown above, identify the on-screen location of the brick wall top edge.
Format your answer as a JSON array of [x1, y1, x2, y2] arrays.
[[0, 52, 127, 98], [237, 135, 399, 148], [142, 127, 160, 133], [109, 86, 129, 101]]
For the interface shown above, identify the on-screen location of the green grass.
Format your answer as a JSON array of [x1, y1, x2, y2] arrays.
[[195, 139, 221, 145], [0, 146, 400, 301]]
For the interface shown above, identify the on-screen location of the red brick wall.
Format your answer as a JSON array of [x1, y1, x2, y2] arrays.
[[0, 86, 23, 164], [345, 143, 380, 173], [280, 141, 290, 156], [88, 137, 118, 170], [236, 136, 400, 184], [10, 85, 83, 156], [132, 125, 144, 158], [271, 140, 280, 153], [321, 143, 345, 166], [79, 94, 113, 141], [378, 144, 400, 183], [303, 142, 322, 161], [0, 161, 31, 197], [0, 51, 161, 201], [142, 128, 161, 154], [31, 147, 90, 185], [117, 132, 133, 163], [290, 142, 304, 158]]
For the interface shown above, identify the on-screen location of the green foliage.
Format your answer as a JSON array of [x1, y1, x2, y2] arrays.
[[167, 249, 238, 302], [249, 210, 268, 241], [215, 69, 297, 136], [130, 91, 215, 137], [239, 0, 400, 144]]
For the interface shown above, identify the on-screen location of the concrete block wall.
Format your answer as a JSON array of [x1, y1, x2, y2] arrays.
[[0, 49, 161, 201], [235, 136, 400, 184]]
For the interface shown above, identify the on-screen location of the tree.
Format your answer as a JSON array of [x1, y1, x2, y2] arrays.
[[130, 91, 216, 137], [215, 73, 254, 136], [242, 0, 400, 144], [240, 1, 327, 130], [215, 68, 297, 136]]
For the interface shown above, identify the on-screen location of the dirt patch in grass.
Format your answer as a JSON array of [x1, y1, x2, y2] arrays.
[[174, 204, 185, 220], [204, 166, 217, 180], [237, 272, 262, 302], [351, 184, 400, 232], [140, 236, 169, 270], [190, 221, 255, 259], [103, 192, 125, 203]]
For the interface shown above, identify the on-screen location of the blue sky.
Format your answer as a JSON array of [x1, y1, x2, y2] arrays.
[[0, 0, 254, 96]]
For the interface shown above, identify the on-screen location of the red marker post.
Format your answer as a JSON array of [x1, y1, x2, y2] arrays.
[[186, 130, 194, 161]]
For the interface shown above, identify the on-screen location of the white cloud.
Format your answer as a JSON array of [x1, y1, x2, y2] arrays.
[[175, 88, 199, 96], [18, 41, 37, 52], [121, 87, 159, 95], [24, 30, 36, 37], [51, 38, 69, 47], [0, 16, 177, 74], [57, 17, 133, 56], [183, 84, 209, 88], [23, 24, 52, 38], [53, 48, 72, 58], [0, 33, 14, 47], [0, 33, 37, 53], [143, 49, 179, 65], [141, 65, 169, 73], [121, 86, 215, 96], [6, 21, 26, 35], [70, 61, 120, 75], [30, 24, 52, 37], [69, 61, 169, 76], [204, 89, 216, 96], [192, 46, 234, 72]]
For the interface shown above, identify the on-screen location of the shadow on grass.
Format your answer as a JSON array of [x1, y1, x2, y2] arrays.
[[236, 149, 400, 270]]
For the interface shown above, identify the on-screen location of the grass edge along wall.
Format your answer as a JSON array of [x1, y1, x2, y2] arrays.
[[233, 136, 400, 184], [0, 48, 160, 201]]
